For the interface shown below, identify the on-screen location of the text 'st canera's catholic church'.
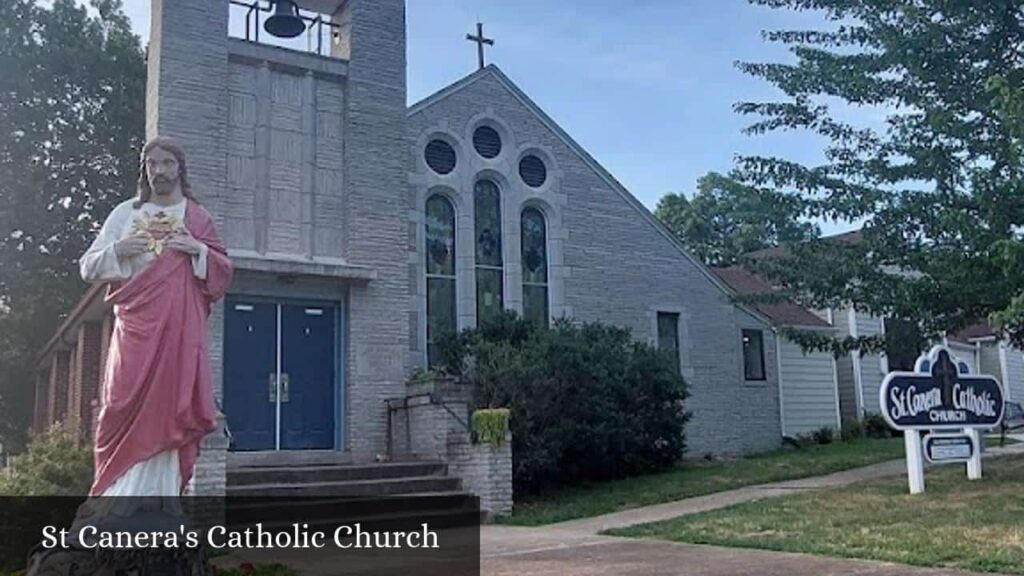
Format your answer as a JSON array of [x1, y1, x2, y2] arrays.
[[34, 0, 785, 505]]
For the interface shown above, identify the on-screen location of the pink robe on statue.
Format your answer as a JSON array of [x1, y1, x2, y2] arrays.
[[90, 200, 233, 497]]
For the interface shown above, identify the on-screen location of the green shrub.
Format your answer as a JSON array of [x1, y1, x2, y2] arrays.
[[0, 424, 92, 496], [471, 409, 510, 448], [438, 311, 689, 494], [840, 419, 864, 441], [863, 413, 893, 439], [811, 426, 835, 445]]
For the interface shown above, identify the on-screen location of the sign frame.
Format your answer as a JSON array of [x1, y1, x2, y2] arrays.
[[879, 345, 1003, 495], [879, 346, 1005, 432], [923, 432, 975, 464]]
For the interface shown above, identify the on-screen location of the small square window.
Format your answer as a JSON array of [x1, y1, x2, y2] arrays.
[[742, 329, 766, 381]]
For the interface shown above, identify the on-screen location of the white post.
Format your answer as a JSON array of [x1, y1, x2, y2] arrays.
[[966, 428, 982, 480], [905, 430, 925, 494]]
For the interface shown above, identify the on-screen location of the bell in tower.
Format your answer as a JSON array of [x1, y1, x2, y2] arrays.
[[265, 0, 306, 39]]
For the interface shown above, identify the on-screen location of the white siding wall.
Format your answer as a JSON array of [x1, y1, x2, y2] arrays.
[[1004, 346, 1024, 403], [853, 311, 886, 415], [779, 336, 840, 436], [831, 308, 859, 422]]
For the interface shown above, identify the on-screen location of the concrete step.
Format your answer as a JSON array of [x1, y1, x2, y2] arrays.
[[227, 461, 447, 487], [228, 450, 355, 468], [235, 507, 485, 533], [227, 492, 479, 526], [227, 475, 462, 498]]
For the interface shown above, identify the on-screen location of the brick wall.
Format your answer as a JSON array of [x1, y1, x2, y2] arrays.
[[77, 321, 104, 441], [332, 0, 411, 461], [49, 351, 70, 427], [387, 379, 514, 516], [33, 371, 48, 433], [448, 432, 513, 518]]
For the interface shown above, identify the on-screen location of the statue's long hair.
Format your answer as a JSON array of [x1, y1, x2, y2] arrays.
[[134, 136, 197, 208]]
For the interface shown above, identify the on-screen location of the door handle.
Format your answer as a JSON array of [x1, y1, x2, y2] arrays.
[[268, 373, 277, 403], [281, 373, 290, 404]]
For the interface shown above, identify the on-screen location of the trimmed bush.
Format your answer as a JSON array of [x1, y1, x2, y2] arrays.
[[863, 413, 893, 439], [471, 409, 511, 448], [811, 426, 835, 445], [841, 419, 865, 442], [0, 424, 92, 496], [438, 312, 689, 494]]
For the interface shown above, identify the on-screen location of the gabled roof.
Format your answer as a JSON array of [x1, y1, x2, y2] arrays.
[[713, 267, 831, 329], [955, 321, 998, 342], [745, 229, 865, 261], [409, 65, 773, 326]]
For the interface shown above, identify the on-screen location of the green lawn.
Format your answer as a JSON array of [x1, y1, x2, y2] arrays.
[[501, 437, 906, 526], [609, 453, 1024, 575]]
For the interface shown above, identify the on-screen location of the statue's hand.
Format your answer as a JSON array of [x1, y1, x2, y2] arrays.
[[165, 228, 204, 256], [114, 234, 151, 258]]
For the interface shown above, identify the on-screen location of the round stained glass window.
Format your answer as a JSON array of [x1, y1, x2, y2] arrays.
[[425, 139, 457, 175], [473, 126, 502, 159], [519, 154, 547, 188]]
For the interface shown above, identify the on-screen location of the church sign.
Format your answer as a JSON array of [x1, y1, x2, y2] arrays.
[[880, 345, 1005, 495], [880, 348, 1004, 430]]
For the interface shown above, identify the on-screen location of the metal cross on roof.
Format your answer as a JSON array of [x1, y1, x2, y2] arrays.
[[466, 22, 494, 70]]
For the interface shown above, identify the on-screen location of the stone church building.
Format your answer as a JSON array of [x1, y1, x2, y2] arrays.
[[32, 0, 784, 505]]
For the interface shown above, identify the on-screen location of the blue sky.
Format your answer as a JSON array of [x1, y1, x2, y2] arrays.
[[113, 0, 859, 232]]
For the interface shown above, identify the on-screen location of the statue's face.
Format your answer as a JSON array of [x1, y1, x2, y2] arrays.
[[145, 146, 181, 196]]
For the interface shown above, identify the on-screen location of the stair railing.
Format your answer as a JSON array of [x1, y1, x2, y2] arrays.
[[384, 392, 471, 458]]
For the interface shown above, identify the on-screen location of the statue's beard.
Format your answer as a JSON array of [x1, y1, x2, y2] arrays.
[[151, 176, 177, 195]]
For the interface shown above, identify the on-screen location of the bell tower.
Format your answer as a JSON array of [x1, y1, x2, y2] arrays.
[[146, 0, 231, 217], [146, 0, 412, 472]]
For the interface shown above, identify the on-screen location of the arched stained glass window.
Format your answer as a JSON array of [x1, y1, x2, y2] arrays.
[[474, 180, 504, 326], [521, 207, 549, 328], [426, 195, 456, 367]]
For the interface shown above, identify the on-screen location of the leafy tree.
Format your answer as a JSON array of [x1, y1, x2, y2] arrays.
[[0, 424, 92, 496], [729, 0, 1024, 350], [656, 171, 817, 266], [0, 0, 145, 448]]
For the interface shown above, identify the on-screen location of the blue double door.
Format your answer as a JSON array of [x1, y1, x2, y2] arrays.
[[224, 298, 339, 451]]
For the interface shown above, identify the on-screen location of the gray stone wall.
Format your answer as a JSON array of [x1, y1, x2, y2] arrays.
[[386, 379, 514, 516], [149, 0, 413, 468], [448, 434, 513, 518], [223, 41, 347, 259], [332, 0, 412, 460], [407, 69, 782, 455]]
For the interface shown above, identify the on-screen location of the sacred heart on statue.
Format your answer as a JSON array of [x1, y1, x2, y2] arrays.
[[131, 211, 182, 255]]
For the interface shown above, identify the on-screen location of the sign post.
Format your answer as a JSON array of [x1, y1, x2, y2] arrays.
[[904, 430, 925, 494], [966, 428, 982, 480], [879, 345, 1004, 494]]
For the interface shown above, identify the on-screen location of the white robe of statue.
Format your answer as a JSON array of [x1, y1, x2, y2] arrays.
[[80, 197, 208, 496]]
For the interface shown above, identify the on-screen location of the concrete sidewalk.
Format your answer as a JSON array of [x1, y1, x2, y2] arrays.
[[549, 436, 1024, 534], [478, 438, 1024, 575], [481, 525, 1001, 576]]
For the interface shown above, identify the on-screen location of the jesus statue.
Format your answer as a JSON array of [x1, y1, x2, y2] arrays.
[[79, 136, 234, 497]]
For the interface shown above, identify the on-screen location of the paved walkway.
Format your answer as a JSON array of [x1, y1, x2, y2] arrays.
[[550, 458, 906, 533], [481, 526, 999, 576], [480, 438, 1024, 575], [552, 436, 1024, 533]]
